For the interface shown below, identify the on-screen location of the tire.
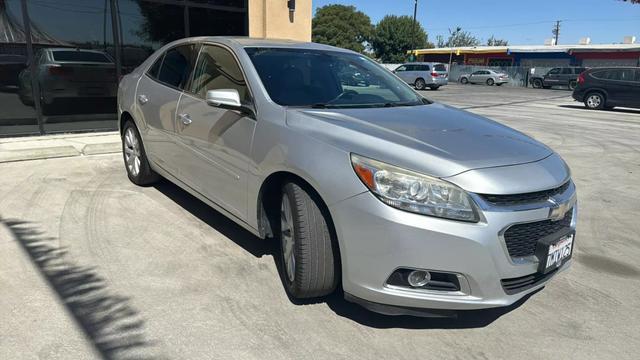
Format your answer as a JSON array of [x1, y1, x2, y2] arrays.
[[486, 78, 495, 86], [532, 78, 543, 88], [584, 92, 605, 110], [278, 182, 338, 299], [568, 80, 577, 90], [414, 78, 426, 90], [460, 77, 469, 84], [121, 120, 160, 185]]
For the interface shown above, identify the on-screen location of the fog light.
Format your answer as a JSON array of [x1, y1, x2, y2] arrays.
[[407, 270, 431, 287]]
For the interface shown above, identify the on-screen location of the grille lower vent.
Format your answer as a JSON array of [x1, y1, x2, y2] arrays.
[[503, 210, 573, 258]]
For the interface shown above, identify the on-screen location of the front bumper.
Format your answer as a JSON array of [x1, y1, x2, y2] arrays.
[[330, 186, 576, 311]]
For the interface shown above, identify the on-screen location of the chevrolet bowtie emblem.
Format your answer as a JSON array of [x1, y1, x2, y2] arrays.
[[547, 196, 574, 221]]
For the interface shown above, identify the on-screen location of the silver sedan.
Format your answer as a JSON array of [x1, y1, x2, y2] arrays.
[[118, 37, 576, 316], [459, 69, 510, 86]]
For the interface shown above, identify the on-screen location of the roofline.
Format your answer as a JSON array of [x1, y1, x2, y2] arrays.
[[412, 44, 640, 55]]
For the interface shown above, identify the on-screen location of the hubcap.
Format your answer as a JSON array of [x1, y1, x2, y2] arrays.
[[280, 194, 296, 282], [123, 127, 141, 177], [587, 95, 601, 108]]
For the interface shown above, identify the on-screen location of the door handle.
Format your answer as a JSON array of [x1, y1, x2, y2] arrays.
[[137, 94, 149, 105], [178, 113, 192, 125]]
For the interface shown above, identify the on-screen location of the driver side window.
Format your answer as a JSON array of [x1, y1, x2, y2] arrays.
[[548, 68, 561, 75], [395, 66, 407, 72]]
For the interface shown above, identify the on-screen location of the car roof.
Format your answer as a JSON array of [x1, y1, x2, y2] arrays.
[[179, 36, 353, 53], [586, 66, 639, 71]]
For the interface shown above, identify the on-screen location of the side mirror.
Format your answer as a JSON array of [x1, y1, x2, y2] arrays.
[[206, 89, 242, 108], [206, 89, 255, 118]]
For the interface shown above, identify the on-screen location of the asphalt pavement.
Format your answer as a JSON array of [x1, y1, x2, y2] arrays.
[[1, 84, 639, 359]]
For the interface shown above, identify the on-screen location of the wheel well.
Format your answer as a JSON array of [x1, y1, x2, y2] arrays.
[[585, 89, 606, 100], [415, 77, 425, 83], [257, 172, 335, 240], [119, 111, 134, 134]]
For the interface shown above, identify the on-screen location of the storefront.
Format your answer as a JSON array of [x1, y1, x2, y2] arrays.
[[0, 0, 311, 136]]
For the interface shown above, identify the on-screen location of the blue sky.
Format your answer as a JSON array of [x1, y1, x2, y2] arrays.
[[314, 0, 640, 46]]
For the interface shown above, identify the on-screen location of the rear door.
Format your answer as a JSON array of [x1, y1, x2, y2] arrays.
[[136, 44, 196, 174], [173, 43, 256, 221], [605, 69, 640, 107], [559, 67, 573, 85]]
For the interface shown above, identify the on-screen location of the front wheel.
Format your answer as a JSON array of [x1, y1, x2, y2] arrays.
[[278, 182, 338, 299], [460, 77, 469, 84], [122, 121, 159, 185], [532, 78, 543, 88], [486, 78, 495, 86], [414, 78, 426, 90]]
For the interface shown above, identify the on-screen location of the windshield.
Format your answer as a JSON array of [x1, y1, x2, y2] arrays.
[[244, 47, 426, 108]]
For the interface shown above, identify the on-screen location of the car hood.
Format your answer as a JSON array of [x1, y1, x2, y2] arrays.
[[286, 102, 553, 178]]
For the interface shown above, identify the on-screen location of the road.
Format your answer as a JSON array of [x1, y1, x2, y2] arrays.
[[1, 84, 639, 359]]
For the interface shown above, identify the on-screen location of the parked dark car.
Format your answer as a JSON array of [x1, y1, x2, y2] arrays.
[[530, 67, 586, 90], [18, 48, 117, 114], [572, 67, 640, 110], [0, 54, 28, 88]]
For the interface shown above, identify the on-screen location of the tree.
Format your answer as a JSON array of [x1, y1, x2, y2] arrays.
[[312, 5, 373, 53], [371, 15, 433, 63], [486, 35, 508, 46], [436, 27, 480, 47]]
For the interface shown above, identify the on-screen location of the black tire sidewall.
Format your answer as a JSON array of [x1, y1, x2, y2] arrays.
[[585, 92, 605, 110], [122, 121, 157, 185], [415, 78, 426, 90], [487, 78, 494, 86], [460, 77, 468, 84], [533, 79, 542, 88]]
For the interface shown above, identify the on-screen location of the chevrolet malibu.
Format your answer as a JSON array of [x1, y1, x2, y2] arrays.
[[118, 37, 577, 316]]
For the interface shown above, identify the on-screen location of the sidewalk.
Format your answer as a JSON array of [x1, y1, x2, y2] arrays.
[[0, 131, 121, 163]]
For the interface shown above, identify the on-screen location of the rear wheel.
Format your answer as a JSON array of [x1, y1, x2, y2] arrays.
[[460, 77, 469, 84], [568, 80, 577, 90], [486, 78, 495, 86], [122, 120, 159, 185], [584, 92, 605, 110], [532, 78, 543, 88], [278, 182, 338, 299], [414, 78, 426, 90]]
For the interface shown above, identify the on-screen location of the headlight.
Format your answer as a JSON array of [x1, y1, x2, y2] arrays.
[[351, 154, 479, 222]]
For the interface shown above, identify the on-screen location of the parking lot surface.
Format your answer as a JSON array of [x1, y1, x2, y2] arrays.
[[1, 84, 639, 359]]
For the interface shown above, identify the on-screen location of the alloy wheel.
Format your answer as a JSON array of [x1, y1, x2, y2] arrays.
[[280, 194, 296, 283], [123, 127, 141, 177], [586, 94, 602, 109]]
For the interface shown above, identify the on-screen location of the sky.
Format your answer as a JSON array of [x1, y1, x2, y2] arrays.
[[313, 0, 640, 46]]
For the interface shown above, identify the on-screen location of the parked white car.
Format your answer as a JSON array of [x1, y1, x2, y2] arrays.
[[459, 69, 509, 86]]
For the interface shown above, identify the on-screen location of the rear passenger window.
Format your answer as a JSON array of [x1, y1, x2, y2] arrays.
[[418, 65, 430, 71], [157, 44, 196, 89]]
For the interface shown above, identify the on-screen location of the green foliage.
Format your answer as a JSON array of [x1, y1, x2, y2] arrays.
[[486, 35, 508, 46], [372, 15, 433, 63], [312, 5, 373, 53], [436, 27, 480, 47]]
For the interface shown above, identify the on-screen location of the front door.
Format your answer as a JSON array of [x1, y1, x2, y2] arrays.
[[174, 43, 256, 221]]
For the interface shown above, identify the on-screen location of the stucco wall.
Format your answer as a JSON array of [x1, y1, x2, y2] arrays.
[[248, 0, 312, 41]]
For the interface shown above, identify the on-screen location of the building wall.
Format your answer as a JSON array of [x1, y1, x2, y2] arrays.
[[248, 0, 312, 41]]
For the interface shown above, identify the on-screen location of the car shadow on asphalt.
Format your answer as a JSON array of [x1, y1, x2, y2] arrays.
[[152, 180, 539, 330], [0, 217, 161, 360], [557, 104, 640, 115]]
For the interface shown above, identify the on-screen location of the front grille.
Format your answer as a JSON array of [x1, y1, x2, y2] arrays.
[[503, 210, 573, 258], [481, 181, 570, 206], [501, 269, 557, 295]]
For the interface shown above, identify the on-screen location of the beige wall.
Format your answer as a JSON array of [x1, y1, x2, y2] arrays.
[[248, 0, 312, 42]]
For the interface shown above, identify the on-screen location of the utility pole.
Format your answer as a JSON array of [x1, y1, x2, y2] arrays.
[[411, 0, 418, 61], [552, 20, 561, 45]]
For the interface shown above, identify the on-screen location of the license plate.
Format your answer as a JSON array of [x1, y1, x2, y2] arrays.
[[536, 231, 574, 273]]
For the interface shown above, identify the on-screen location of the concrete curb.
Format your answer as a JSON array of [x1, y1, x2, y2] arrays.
[[0, 131, 121, 164]]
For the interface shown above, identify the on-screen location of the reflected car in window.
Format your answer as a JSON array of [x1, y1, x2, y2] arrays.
[[18, 48, 117, 114], [118, 38, 576, 316]]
